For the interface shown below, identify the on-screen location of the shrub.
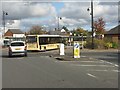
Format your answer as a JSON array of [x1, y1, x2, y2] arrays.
[[104, 42, 112, 49], [85, 37, 118, 49], [85, 38, 105, 49], [112, 42, 118, 49]]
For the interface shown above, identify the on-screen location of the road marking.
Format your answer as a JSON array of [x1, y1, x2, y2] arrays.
[[17, 58, 24, 59], [112, 70, 120, 72], [81, 56, 87, 57], [100, 60, 119, 67], [114, 64, 119, 67], [87, 73, 97, 79], [88, 69, 119, 72], [76, 61, 104, 63], [73, 65, 115, 67]]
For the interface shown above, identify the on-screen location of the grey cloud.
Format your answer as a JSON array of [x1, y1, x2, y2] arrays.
[[1, 2, 56, 20], [60, 2, 90, 19], [60, 1, 118, 30], [98, 2, 119, 5]]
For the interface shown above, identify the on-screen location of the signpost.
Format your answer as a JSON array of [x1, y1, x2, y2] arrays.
[[74, 41, 80, 58]]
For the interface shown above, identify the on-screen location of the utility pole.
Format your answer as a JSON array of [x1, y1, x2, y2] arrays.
[[2, 11, 8, 35], [58, 16, 62, 30], [91, 0, 94, 49]]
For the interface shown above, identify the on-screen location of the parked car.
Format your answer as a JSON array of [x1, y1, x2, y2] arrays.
[[8, 41, 27, 57]]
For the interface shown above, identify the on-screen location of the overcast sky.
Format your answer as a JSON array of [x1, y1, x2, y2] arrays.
[[0, 0, 119, 32]]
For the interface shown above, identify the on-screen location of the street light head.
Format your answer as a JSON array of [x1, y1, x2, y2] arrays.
[[5, 12, 8, 15], [87, 8, 90, 11], [60, 17, 62, 20]]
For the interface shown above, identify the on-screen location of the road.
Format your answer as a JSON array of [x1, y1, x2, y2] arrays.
[[1, 47, 119, 88]]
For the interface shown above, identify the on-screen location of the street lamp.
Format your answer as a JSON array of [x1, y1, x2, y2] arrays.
[[2, 11, 8, 35], [81, 33, 83, 49], [87, 0, 94, 49], [58, 16, 62, 30]]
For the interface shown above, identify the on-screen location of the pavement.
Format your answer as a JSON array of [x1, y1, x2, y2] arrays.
[[1, 46, 118, 61], [48, 46, 118, 61]]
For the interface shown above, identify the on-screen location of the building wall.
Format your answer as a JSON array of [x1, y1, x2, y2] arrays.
[[112, 36, 118, 43], [104, 34, 119, 43], [13, 34, 25, 37]]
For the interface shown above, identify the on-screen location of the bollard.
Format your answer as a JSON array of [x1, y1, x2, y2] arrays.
[[73, 41, 80, 58], [59, 43, 65, 55]]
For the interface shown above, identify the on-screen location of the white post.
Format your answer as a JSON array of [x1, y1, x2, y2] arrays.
[[59, 43, 65, 55]]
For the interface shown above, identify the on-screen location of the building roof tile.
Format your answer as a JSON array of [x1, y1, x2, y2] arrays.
[[105, 25, 120, 35], [8, 29, 24, 34]]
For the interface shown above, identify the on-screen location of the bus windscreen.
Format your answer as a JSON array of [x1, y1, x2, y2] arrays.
[[26, 36, 37, 43]]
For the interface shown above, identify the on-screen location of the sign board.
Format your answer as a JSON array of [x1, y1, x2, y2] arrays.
[[60, 43, 65, 55], [74, 41, 80, 58]]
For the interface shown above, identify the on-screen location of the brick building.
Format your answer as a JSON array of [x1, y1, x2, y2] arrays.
[[4, 29, 25, 38], [104, 25, 120, 43]]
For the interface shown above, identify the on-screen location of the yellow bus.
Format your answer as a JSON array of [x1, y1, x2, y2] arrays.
[[26, 35, 62, 51]]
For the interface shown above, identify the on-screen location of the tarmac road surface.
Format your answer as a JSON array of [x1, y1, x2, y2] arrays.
[[1, 47, 119, 88]]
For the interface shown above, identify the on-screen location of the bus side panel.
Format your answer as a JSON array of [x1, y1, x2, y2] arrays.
[[46, 44, 59, 50], [40, 43, 59, 51], [27, 43, 39, 50]]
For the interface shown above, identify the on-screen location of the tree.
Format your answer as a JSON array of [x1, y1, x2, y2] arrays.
[[93, 17, 106, 34], [28, 26, 47, 35], [72, 27, 88, 36]]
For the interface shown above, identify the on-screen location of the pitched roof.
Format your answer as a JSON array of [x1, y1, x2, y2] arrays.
[[49, 30, 67, 35], [105, 25, 120, 35], [8, 29, 24, 34]]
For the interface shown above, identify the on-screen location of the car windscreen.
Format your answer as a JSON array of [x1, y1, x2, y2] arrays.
[[11, 42, 24, 46]]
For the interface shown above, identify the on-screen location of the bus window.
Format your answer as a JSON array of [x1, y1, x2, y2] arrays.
[[39, 37, 61, 45], [39, 37, 49, 45], [49, 37, 61, 44], [26, 36, 37, 43]]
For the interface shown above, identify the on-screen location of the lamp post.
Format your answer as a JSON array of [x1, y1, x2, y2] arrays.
[[81, 33, 83, 49], [2, 11, 8, 35], [87, 0, 94, 49], [58, 16, 62, 30]]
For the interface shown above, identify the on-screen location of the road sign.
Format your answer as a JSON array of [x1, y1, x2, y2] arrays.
[[74, 41, 80, 58]]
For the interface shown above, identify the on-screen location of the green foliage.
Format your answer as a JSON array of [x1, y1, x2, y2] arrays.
[[104, 42, 118, 49], [104, 42, 112, 49], [112, 42, 118, 49], [85, 38, 111, 49], [72, 27, 88, 36], [85, 37, 119, 49]]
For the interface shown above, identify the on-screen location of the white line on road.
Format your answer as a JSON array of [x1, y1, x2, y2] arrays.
[[100, 60, 119, 67], [87, 73, 98, 79], [88, 69, 119, 72], [75, 61, 104, 63], [72, 64, 115, 67], [81, 56, 87, 57], [112, 70, 120, 72], [114, 64, 119, 67]]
